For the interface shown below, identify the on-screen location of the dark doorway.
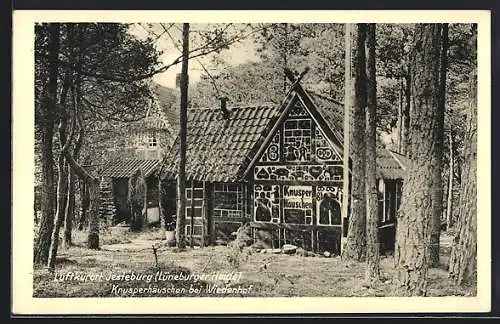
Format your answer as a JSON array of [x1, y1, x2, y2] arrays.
[[112, 178, 130, 225], [146, 175, 159, 209], [160, 180, 177, 229]]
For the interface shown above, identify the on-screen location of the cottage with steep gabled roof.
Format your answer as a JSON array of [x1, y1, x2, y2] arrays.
[[160, 80, 407, 254], [98, 90, 178, 229]]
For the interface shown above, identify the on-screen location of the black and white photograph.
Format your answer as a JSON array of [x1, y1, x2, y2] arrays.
[[11, 10, 491, 314]]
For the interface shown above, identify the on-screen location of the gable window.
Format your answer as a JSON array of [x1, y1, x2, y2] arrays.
[[147, 132, 157, 147], [283, 119, 312, 162]]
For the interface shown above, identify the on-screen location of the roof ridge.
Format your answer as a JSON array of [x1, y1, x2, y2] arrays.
[[306, 90, 344, 107], [189, 102, 278, 111]]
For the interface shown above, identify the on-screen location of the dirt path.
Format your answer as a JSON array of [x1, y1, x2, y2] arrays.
[[101, 239, 165, 252]]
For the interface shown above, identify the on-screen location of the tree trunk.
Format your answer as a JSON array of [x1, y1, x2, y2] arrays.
[[449, 24, 477, 286], [78, 156, 92, 231], [401, 74, 411, 155], [34, 23, 60, 265], [341, 23, 352, 254], [63, 130, 100, 250], [128, 170, 147, 231], [282, 23, 289, 95], [159, 177, 166, 231], [364, 24, 380, 282], [63, 166, 76, 248], [395, 24, 442, 296], [63, 138, 100, 249], [48, 24, 77, 268], [397, 78, 404, 153], [87, 179, 100, 249], [48, 156, 69, 269], [445, 129, 454, 231], [63, 26, 84, 247], [342, 24, 367, 261], [78, 177, 90, 230], [176, 23, 190, 249], [428, 23, 448, 268], [63, 126, 82, 245]]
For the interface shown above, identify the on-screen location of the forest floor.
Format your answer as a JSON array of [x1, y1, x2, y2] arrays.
[[33, 227, 476, 298]]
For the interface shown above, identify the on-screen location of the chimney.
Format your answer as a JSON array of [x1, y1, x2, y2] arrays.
[[220, 97, 230, 119], [175, 73, 189, 88], [175, 73, 181, 88]]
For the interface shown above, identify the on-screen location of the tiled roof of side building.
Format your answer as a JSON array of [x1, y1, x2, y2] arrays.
[[100, 158, 161, 178], [377, 147, 407, 180], [161, 104, 281, 182]]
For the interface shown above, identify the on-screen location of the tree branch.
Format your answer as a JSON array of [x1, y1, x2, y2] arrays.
[[161, 23, 224, 99], [36, 25, 266, 83]]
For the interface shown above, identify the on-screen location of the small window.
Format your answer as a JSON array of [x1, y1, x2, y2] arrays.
[[395, 180, 403, 212], [147, 133, 157, 147], [378, 179, 386, 222], [317, 195, 341, 225], [254, 185, 280, 223], [384, 181, 397, 222], [214, 183, 243, 218]]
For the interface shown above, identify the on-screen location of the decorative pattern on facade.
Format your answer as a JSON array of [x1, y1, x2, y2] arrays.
[[259, 131, 280, 163], [254, 184, 280, 223], [254, 164, 343, 182]]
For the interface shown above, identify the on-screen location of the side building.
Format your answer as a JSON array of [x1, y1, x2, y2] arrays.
[[98, 87, 178, 229]]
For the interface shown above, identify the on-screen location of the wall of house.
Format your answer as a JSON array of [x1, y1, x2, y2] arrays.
[[98, 177, 117, 226], [377, 179, 402, 252], [130, 129, 172, 161], [211, 183, 247, 245], [176, 181, 248, 246], [164, 176, 400, 253], [248, 98, 346, 254]]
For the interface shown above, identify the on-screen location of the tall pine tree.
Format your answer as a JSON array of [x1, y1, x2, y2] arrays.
[[342, 24, 367, 261], [448, 24, 477, 286], [176, 23, 190, 249], [364, 23, 380, 282], [395, 24, 442, 296], [428, 24, 448, 267]]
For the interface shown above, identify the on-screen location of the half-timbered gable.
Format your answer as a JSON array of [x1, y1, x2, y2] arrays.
[[244, 91, 350, 252]]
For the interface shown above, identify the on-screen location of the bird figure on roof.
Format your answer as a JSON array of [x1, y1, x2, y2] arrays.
[[284, 66, 310, 84]]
